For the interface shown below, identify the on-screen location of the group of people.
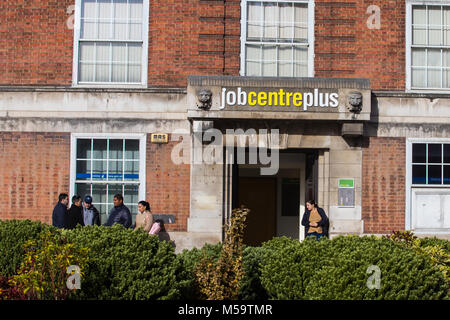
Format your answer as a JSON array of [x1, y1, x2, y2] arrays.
[[51, 193, 164, 234]]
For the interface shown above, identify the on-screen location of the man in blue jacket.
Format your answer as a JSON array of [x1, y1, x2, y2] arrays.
[[104, 194, 132, 228], [52, 193, 69, 228]]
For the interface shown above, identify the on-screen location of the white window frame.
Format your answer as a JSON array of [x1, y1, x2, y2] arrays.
[[406, 137, 450, 232], [69, 133, 147, 217], [240, 0, 315, 77], [72, 0, 149, 88], [406, 0, 450, 93]]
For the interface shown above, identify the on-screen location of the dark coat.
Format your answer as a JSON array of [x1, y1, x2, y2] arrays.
[[83, 204, 101, 226], [301, 207, 329, 238], [66, 204, 85, 229], [90, 205, 102, 226], [52, 202, 67, 229], [104, 204, 132, 228]]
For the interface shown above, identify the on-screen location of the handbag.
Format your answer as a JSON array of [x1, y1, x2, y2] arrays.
[[149, 221, 161, 235]]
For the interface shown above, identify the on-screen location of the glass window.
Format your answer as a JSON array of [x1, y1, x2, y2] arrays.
[[75, 137, 141, 224], [412, 142, 450, 185], [411, 4, 450, 89], [77, 0, 147, 84], [244, 0, 310, 77]]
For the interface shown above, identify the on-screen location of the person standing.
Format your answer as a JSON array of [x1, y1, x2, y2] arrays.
[[82, 195, 101, 226], [301, 200, 329, 240], [104, 194, 132, 228], [66, 195, 85, 229], [134, 200, 153, 233], [52, 193, 69, 229]]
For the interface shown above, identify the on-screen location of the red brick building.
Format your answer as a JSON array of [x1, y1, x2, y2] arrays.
[[0, 0, 449, 250]]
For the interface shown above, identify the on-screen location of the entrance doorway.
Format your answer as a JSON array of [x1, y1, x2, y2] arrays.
[[233, 150, 314, 246]]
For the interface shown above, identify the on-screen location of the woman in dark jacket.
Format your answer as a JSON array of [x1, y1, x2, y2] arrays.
[[66, 195, 85, 229], [301, 200, 329, 240]]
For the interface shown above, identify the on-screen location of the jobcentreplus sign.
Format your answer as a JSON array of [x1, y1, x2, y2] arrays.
[[220, 87, 339, 110]]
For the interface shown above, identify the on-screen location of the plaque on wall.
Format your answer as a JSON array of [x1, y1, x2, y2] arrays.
[[338, 179, 355, 207]]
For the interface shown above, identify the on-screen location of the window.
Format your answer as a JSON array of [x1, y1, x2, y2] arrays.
[[411, 143, 450, 185], [241, 0, 314, 77], [407, 1, 450, 90], [73, 0, 149, 86], [71, 135, 146, 224]]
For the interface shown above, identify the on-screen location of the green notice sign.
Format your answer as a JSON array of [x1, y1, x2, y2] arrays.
[[338, 179, 354, 188]]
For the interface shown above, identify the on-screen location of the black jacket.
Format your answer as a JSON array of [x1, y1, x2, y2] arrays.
[[301, 207, 329, 238], [52, 202, 67, 229], [104, 204, 132, 228], [66, 204, 85, 229], [83, 204, 101, 226]]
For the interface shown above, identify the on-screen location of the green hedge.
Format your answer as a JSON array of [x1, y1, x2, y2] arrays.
[[175, 242, 222, 299], [260, 235, 449, 300], [420, 237, 450, 254], [64, 225, 182, 300], [0, 219, 57, 277]]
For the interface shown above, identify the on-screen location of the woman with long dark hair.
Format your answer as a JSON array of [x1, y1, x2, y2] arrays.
[[301, 200, 329, 240], [134, 200, 153, 233]]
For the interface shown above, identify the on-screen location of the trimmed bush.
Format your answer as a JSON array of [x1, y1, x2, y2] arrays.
[[64, 225, 181, 300], [239, 246, 268, 300], [260, 235, 449, 300], [0, 219, 57, 277], [175, 243, 222, 299], [420, 237, 450, 254]]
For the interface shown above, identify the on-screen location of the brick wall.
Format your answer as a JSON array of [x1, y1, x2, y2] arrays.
[[146, 136, 190, 231], [315, 0, 405, 90], [0, 132, 71, 224], [362, 137, 406, 234], [0, 1, 74, 85], [0, 0, 407, 90]]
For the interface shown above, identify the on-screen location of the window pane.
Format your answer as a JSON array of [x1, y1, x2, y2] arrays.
[[128, 65, 141, 83], [125, 161, 139, 180], [108, 184, 123, 205], [124, 184, 139, 207], [98, 0, 112, 19], [413, 27, 427, 45], [428, 144, 442, 163], [109, 139, 123, 159], [129, 0, 144, 20], [92, 184, 107, 204], [444, 165, 450, 184], [93, 139, 107, 159], [412, 48, 425, 67], [428, 165, 442, 184], [413, 143, 426, 163], [294, 4, 308, 41], [76, 160, 91, 180], [76, 183, 91, 199], [92, 160, 107, 179], [413, 6, 426, 25], [247, 2, 262, 39], [429, 28, 442, 46], [428, 49, 441, 67], [82, 0, 96, 19], [429, 6, 442, 26], [125, 140, 139, 160], [428, 69, 441, 88], [444, 144, 450, 163], [128, 44, 142, 62], [77, 139, 91, 159], [262, 46, 276, 76], [412, 165, 426, 184], [263, 3, 277, 40], [278, 45, 292, 77], [108, 161, 123, 180], [294, 47, 308, 77], [279, 3, 293, 40], [412, 68, 426, 87]]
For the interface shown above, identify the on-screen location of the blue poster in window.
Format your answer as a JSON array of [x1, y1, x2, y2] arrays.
[[76, 173, 138, 180]]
